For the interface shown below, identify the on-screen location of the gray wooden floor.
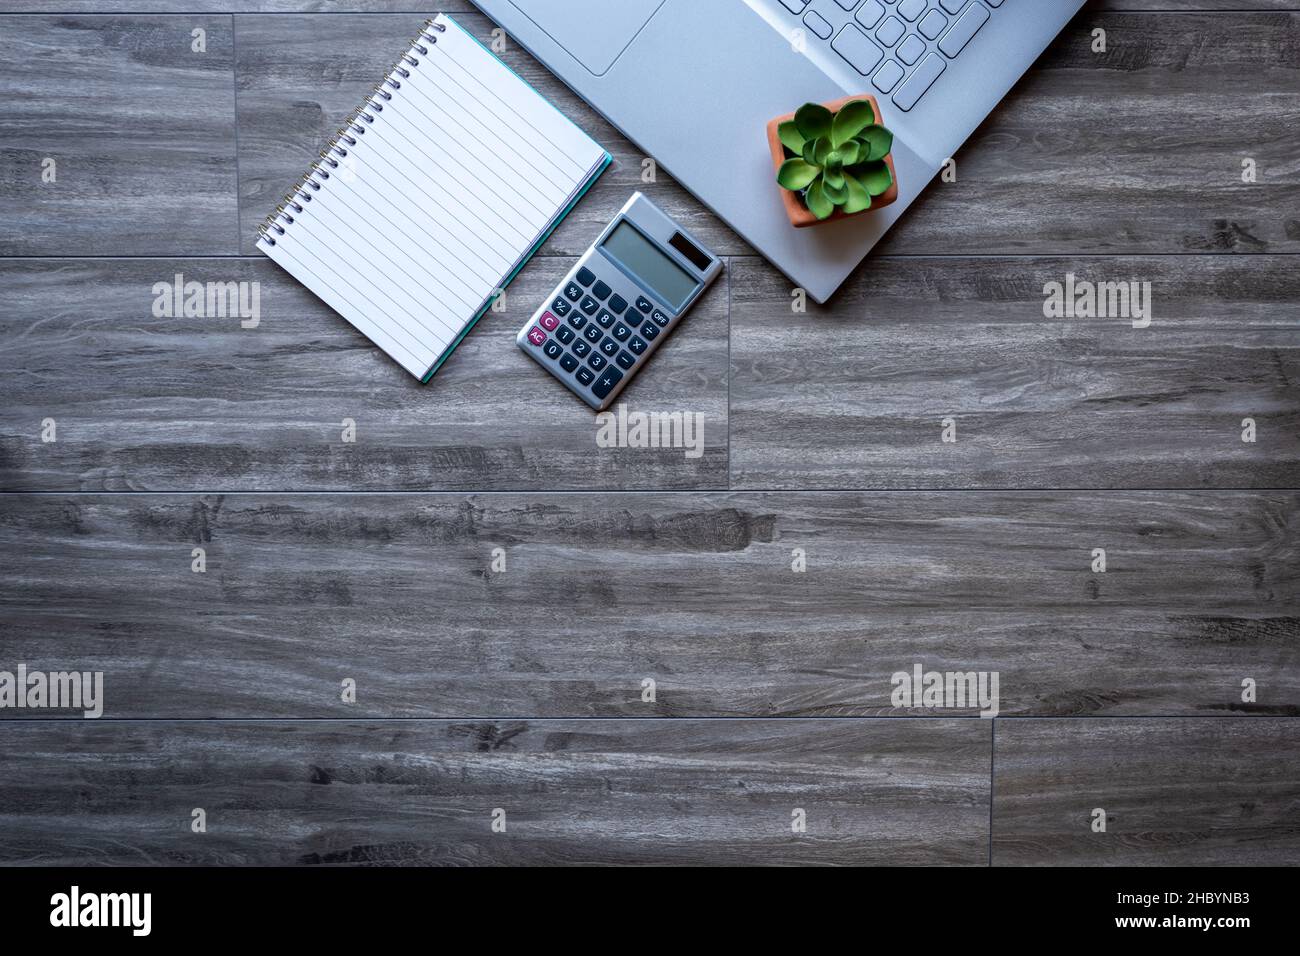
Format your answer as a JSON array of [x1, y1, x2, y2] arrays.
[[1, 1, 1297, 866]]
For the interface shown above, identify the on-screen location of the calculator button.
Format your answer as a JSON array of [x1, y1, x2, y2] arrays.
[[615, 350, 636, 370], [626, 335, 647, 355], [576, 267, 596, 287], [639, 322, 659, 341], [543, 339, 563, 360], [579, 295, 600, 315], [635, 296, 653, 314], [612, 322, 632, 341], [600, 337, 620, 357], [651, 309, 671, 327], [587, 352, 608, 371], [571, 339, 591, 358], [592, 280, 612, 301], [583, 324, 602, 343], [595, 309, 617, 329], [556, 325, 575, 345], [539, 311, 559, 331], [564, 283, 583, 301], [559, 353, 579, 373], [609, 293, 628, 314], [526, 326, 547, 347], [551, 297, 572, 317], [591, 366, 624, 400], [567, 313, 587, 330], [575, 366, 595, 386]]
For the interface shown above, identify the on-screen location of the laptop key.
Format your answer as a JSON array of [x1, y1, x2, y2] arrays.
[[804, 11, 833, 40], [873, 60, 905, 93], [939, 0, 968, 12], [897, 0, 926, 20], [875, 16, 904, 47], [856, 1, 884, 28], [831, 24, 884, 75], [831, 0, 858, 8], [918, 9, 948, 40], [892, 52, 945, 110], [938, 2, 989, 57], [779, 0, 808, 12], [897, 34, 926, 65]]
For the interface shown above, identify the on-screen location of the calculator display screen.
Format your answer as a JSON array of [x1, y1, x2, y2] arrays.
[[601, 221, 698, 311]]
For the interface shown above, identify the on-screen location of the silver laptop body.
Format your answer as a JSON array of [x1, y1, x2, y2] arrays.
[[470, 0, 1086, 302]]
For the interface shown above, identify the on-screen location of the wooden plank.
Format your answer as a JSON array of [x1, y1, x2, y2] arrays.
[[233, 12, 739, 258], [4, 2, 1295, 16], [993, 718, 1300, 865], [0, 719, 989, 865], [0, 492, 1292, 718], [730, 255, 1300, 489], [228, 10, 1300, 259], [0, 16, 239, 256], [0, 258, 728, 491]]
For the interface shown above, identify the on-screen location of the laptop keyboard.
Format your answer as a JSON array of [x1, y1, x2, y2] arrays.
[[777, 0, 1001, 111]]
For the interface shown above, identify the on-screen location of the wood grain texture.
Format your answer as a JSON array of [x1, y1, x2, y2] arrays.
[[233, 13, 740, 258], [0, 258, 728, 491], [0, 492, 1292, 718], [4, 2, 1295, 15], [225, 9, 1300, 260], [0, 719, 990, 865], [0, 16, 239, 256], [730, 255, 1300, 489], [992, 718, 1300, 865]]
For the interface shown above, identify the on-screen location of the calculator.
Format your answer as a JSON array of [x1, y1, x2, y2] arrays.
[[517, 192, 723, 411]]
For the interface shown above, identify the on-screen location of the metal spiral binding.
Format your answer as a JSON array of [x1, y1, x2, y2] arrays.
[[258, 16, 447, 246]]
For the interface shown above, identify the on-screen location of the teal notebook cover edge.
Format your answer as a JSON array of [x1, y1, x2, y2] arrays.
[[421, 15, 612, 384]]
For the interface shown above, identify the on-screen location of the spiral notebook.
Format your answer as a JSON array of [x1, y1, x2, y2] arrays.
[[257, 14, 611, 381]]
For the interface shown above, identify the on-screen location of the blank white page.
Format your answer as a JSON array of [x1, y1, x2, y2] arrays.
[[258, 13, 609, 380]]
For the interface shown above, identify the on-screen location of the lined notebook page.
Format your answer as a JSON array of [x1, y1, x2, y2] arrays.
[[258, 14, 608, 379]]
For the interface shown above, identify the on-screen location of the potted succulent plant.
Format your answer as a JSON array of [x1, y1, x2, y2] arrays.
[[767, 94, 898, 227]]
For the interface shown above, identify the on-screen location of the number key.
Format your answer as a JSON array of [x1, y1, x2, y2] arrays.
[[580, 295, 600, 315], [587, 352, 608, 371], [572, 339, 592, 358], [600, 337, 619, 357], [583, 324, 602, 343]]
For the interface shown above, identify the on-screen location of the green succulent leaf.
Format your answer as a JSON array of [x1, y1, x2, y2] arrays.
[[805, 179, 835, 220], [777, 158, 821, 191], [857, 159, 894, 196], [777, 120, 806, 155], [822, 178, 849, 205], [859, 124, 894, 162], [842, 169, 873, 214], [813, 137, 834, 167], [801, 139, 819, 164], [822, 166, 845, 191], [794, 103, 834, 142], [831, 99, 878, 149]]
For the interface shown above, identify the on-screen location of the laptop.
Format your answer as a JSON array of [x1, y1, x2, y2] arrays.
[[469, 0, 1086, 302]]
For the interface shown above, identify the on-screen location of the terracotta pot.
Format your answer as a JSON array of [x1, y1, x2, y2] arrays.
[[766, 93, 899, 228]]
